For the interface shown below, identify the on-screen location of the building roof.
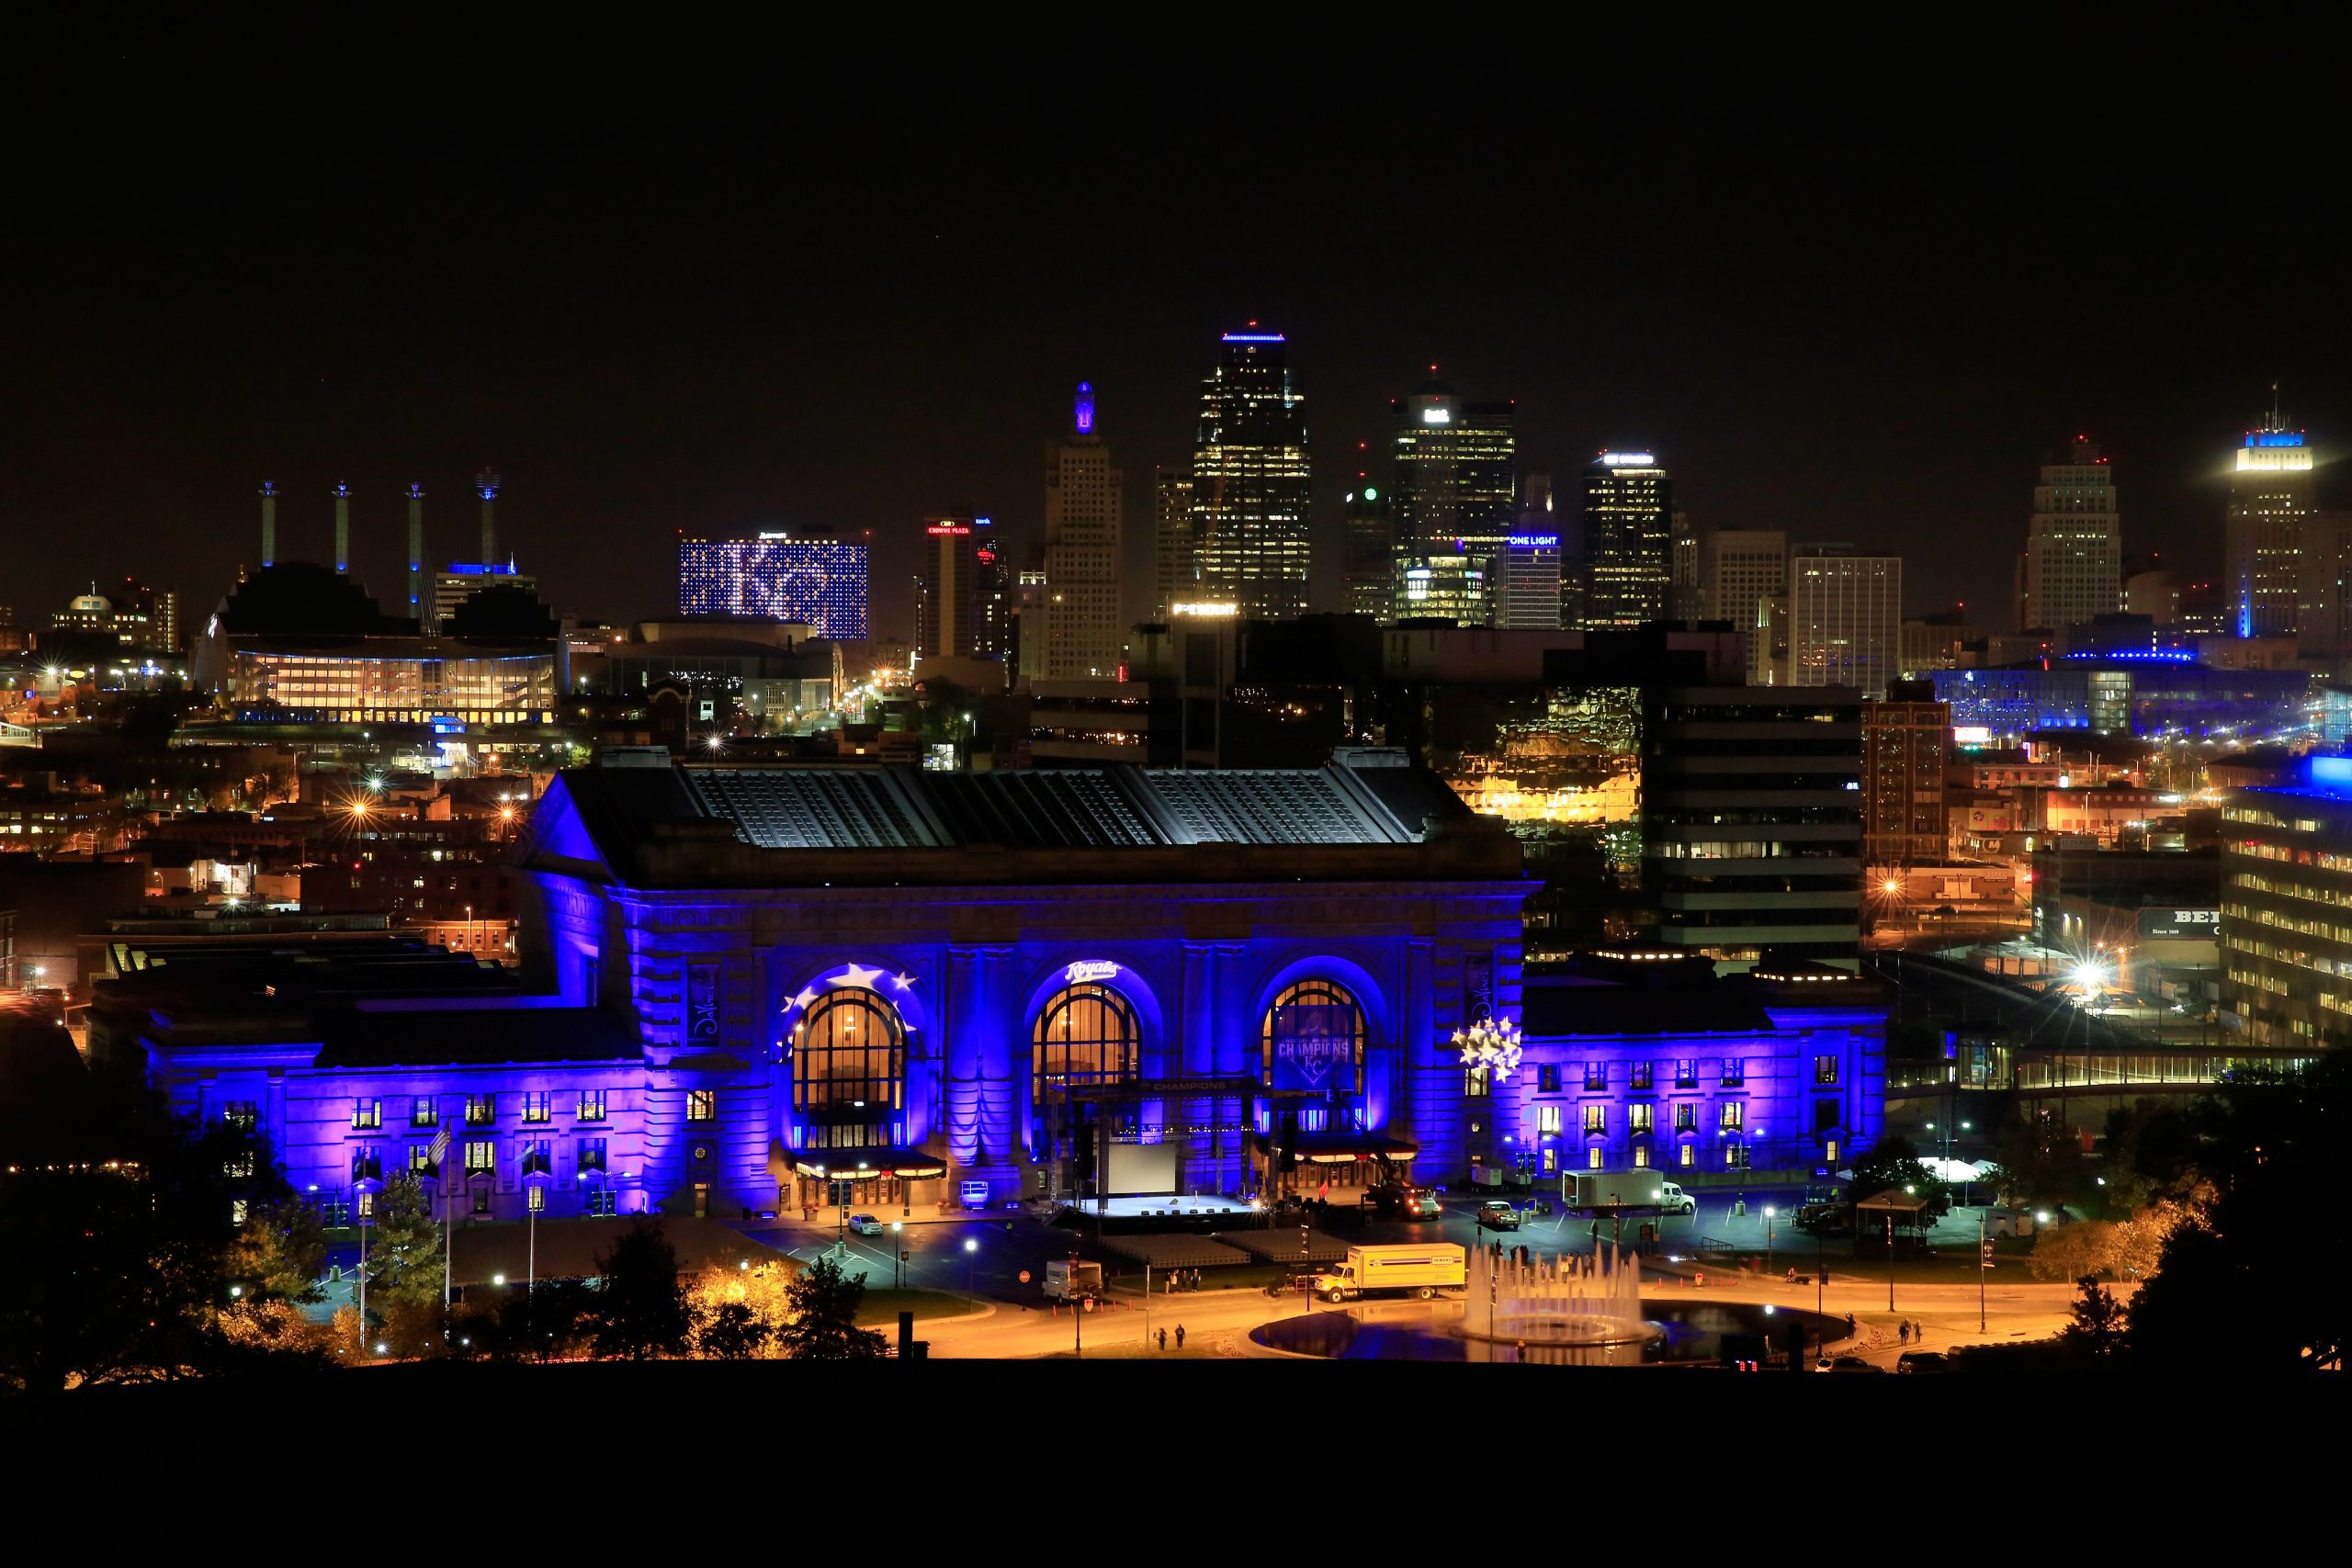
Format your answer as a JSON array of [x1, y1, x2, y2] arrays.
[[315, 1007, 639, 1068], [1523, 980, 1773, 1037]]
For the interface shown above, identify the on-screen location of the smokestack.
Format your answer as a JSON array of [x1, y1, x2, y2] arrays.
[[260, 480, 277, 568], [476, 468, 501, 565], [333, 481, 352, 573], [406, 484, 426, 629]]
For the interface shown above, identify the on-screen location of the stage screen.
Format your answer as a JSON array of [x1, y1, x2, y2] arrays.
[[1104, 1142, 1178, 1196]]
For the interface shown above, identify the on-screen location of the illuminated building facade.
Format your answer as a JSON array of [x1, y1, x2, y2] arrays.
[[1491, 536, 1564, 629], [1928, 658, 2312, 741], [2221, 757, 2352, 1047], [1580, 451, 1673, 626], [914, 514, 1002, 667], [1862, 682, 1951, 869], [2023, 437, 2123, 634], [1788, 545, 1901, 698], [435, 565, 540, 631], [1703, 529, 1787, 679], [1388, 381, 1514, 622], [2227, 414, 2314, 639], [1040, 384, 1125, 679], [676, 532, 870, 641], [1503, 957, 1887, 1179], [1187, 330, 1312, 619], [1151, 468, 1198, 622], [1392, 547, 1487, 625]]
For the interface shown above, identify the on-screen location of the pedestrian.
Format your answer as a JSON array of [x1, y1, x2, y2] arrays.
[[1845, 1312, 1857, 1337], [1898, 1319, 1911, 1346], [1175, 1323, 1186, 1350], [1157, 1326, 1167, 1352]]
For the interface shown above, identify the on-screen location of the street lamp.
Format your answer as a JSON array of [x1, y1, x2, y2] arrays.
[[892, 1220, 904, 1289], [964, 1235, 978, 1296], [1763, 1206, 1776, 1276]]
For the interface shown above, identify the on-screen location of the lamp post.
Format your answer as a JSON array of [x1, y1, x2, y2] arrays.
[[1764, 1205, 1776, 1276], [891, 1220, 903, 1289], [964, 1235, 978, 1297]]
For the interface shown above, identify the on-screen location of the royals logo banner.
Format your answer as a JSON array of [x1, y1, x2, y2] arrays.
[[1271, 1005, 1354, 1092]]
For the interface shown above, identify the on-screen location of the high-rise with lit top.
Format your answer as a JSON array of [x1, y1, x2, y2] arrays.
[[1041, 382, 1124, 678], [1187, 327, 1311, 619], [2226, 407, 2314, 639], [1580, 450, 1673, 626], [1387, 378, 1515, 624]]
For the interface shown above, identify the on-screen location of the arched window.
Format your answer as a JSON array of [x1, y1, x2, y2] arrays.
[[1261, 979, 1367, 1094], [794, 987, 905, 1120], [1032, 982, 1140, 1117]]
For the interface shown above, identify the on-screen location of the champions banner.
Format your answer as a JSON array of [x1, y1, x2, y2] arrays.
[[1271, 1005, 1355, 1092]]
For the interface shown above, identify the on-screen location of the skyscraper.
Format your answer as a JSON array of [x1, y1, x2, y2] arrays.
[[1489, 534, 1563, 628], [2227, 406, 2315, 639], [2022, 437, 2122, 633], [1788, 546, 1902, 698], [1387, 379, 1514, 623], [1668, 510, 1702, 619], [1580, 450, 1673, 626], [1342, 484, 1393, 621], [677, 531, 870, 640], [1188, 328, 1311, 619], [1040, 383, 1124, 678], [1152, 468, 1199, 620], [1703, 531, 1786, 636], [914, 513, 1000, 667], [1863, 681, 1951, 870]]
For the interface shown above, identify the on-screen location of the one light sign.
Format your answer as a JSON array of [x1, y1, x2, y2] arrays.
[[1064, 960, 1121, 986]]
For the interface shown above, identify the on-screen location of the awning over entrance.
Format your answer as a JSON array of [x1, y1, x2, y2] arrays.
[[770, 1141, 947, 1183], [1290, 1134, 1419, 1166]]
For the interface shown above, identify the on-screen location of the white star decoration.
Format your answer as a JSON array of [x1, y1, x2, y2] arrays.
[[835, 964, 885, 992], [892, 972, 916, 990], [1452, 1015, 1524, 1081], [791, 987, 818, 1011]]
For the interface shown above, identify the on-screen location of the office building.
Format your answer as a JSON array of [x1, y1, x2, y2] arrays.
[[1702, 529, 1787, 676], [1900, 611, 1984, 674], [1641, 683, 1865, 968], [2221, 756, 2352, 1046], [1392, 547, 1487, 626], [1669, 511, 1702, 620], [915, 514, 1005, 668], [1580, 451, 1673, 627], [1040, 384, 1124, 679], [51, 579, 177, 650], [1490, 534, 1564, 629], [1863, 681, 1951, 868], [1186, 328, 1312, 619], [1388, 380, 1515, 621], [2023, 437, 2123, 635], [1151, 469, 1199, 622], [2295, 513, 2352, 660], [2227, 412, 2315, 638], [1343, 485, 1394, 621], [435, 564, 540, 631], [676, 531, 871, 642], [1788, 546, 1902, 698]]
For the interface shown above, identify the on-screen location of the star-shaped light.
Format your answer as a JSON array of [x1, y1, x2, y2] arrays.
[[892, 972, 916, 990], [791, 987, 818, 1011], [1451, 1015, 1524, 1082], [835, 963, 885, 992]]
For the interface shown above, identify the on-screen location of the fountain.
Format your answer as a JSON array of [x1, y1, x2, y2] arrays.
[[1461, 1240, 1656, 1348]]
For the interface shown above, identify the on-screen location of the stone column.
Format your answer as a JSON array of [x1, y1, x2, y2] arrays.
[[1179, 941, 1216, 1184], [944, 945, 984, 1172]]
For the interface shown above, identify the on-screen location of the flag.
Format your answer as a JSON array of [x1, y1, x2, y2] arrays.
[[427, 1129, 451, 1169]]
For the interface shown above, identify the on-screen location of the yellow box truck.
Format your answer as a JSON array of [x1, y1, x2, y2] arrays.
[[1310, 1243, 1468, 1304]]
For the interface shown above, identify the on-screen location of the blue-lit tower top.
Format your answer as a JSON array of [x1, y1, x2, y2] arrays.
[[259, 479, 278, 568], [406, 483, 426, 622], [1074, 381, 1094, 435], [475, 468, 501, 567], [332, 481, 352, 573]]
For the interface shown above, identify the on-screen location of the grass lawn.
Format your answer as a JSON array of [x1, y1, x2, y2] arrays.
[[854, 1288, 975, 1326], [1031, 1341, 1219, 1359]]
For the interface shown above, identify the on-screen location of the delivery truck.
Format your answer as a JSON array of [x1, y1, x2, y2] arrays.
[[1563, 1170, 1695, 1215], [1043, 1259, 1103, 1301], [1308, 1243, 1468, 1304]]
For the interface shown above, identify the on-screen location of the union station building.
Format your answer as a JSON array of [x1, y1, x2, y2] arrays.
[[97, 749, 1888, 1224]]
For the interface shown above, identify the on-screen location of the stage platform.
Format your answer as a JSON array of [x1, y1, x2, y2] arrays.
[[1065, 1193, 1259, 1220]]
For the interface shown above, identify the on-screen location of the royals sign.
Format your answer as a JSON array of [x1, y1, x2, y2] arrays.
[[1272, 1005, 1354, 1091], [1064, 960, 1121, 986]]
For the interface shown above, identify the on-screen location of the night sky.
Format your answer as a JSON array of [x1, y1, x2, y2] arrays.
[[8, 51, 2346, 643]]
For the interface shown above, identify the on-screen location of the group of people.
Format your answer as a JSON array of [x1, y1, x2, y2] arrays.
[[1155, 1325, 1188, 1351], [1164, 1268, 1207, 1292]]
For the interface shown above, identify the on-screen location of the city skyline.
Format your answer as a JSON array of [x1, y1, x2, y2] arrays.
[[8, 65, 2351, 649]]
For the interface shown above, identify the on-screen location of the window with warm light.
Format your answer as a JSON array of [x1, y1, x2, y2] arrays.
[[1629, 1103, 1654, 1134], [1588, 1147, 1603, 1169], [1633, 1145, 1651, 1168], [687, 1089, 718, 1122], [521, 1091, 551, 1124], [464, 1140, 493, 1173], [1679, 1144, 1695, 1168], [1583, 1104, 1606, 1134], [352, 1098, 382, 1131], [1675, 1103, 1696, 1132], [578, 1089, 607, 1122], [1537, 1104, 1563, 1134], [1720, 1101, 1745, 1130], [1815, 1055, 1838, 1085], [465, 1094, 494, 1126], [411, 1097, 436, 1128]]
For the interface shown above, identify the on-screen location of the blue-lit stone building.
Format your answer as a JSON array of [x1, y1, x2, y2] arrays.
[[97, 750, 1890, 1223], [1930, 656, 2311, 742]]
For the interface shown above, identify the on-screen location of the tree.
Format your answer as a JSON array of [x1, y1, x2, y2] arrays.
[[2059, 1274, 2127, 1359], [229, 1195, 328, 1303], [775, 1256, 887, 1359], [1846, 1136, 1950, 1220], [360, 1174, 444, 1314], [699, 1300, 772, 1359], [590, 1218, 693, 1359], [685, 1258, 795, 1359], [1990, 1111, 2094, 1213]]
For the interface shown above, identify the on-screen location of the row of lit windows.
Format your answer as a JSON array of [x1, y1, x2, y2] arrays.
[[343, 1089, 613, 1132]]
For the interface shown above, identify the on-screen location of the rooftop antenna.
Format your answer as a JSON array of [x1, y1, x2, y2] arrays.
[[476, 468, 501, 566], [259, 480, 278, 568], [332, 481, 352, 573], [406, 484, 427, 629]]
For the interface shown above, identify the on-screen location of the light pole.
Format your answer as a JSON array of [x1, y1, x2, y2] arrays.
[[891, 1220, 903, 1289], [964, 1235, 978, 1297], [1764, 1205, 1776, 1277]]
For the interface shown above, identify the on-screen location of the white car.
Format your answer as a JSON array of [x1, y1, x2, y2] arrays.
[[847, 1213, 886, 1235]]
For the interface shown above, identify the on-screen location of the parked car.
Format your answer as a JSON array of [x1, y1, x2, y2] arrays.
[[1896, 1350, 1951, 1374], [1359, 1182, 1443, 1220], [1474, 1200, 1524, 1232], [1826, 1355, 1883, 1373], [846, 1213, 886, 1236]]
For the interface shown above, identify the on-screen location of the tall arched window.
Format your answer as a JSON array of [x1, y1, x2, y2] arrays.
[[1032, 982, 1140, 1118], [1261, 979, 1367, 1095], [794, 987, 905, 1139]]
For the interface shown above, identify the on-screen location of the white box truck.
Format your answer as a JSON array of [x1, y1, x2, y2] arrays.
[[1309, 1243, 1468, 1304], [1564, 1170, 1694, 1215], [1044, 1259, 1103, 1301]]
